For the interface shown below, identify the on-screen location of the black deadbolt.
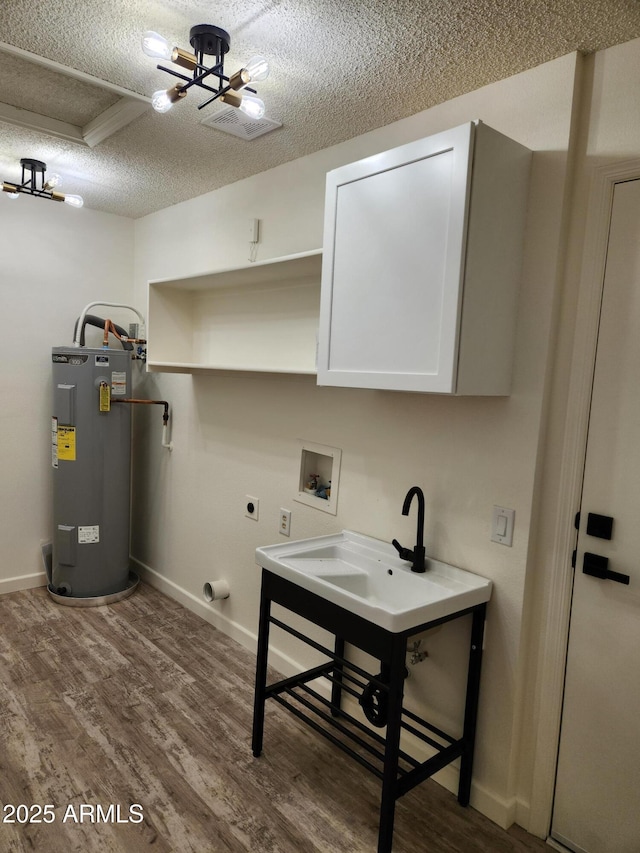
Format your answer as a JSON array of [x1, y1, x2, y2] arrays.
[[586, 513, 614, 540]]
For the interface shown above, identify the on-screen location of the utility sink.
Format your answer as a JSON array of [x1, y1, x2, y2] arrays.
[[256, 530, 492, 633]]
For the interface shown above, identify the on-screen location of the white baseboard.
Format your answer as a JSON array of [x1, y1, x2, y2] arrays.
[[132, 557, 522, 831], [0, 571, 47, 595], [472, 784, 518, 830], [131, 558, 305, 679]]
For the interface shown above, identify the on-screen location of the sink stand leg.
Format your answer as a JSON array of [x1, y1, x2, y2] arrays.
[[458, 603, 486, 805], [252, 579, 271, 757], [377, 635, 407, 853]]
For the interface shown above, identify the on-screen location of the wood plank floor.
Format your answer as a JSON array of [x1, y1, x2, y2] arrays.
[[0, 584, 549, 852]]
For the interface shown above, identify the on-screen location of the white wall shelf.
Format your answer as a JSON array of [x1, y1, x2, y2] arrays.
[[146, 250, 323, 374]]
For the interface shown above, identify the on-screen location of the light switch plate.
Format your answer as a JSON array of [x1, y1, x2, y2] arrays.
[[491, 506, 515, 546]]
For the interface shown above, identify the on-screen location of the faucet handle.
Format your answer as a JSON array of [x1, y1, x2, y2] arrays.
[[392, 538, 414, 562]]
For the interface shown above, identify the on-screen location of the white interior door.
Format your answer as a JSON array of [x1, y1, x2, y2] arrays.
[[552, 178, 640, 852]]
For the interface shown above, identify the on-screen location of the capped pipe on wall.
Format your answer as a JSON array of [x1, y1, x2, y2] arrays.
[[203, 580, 230, 602]]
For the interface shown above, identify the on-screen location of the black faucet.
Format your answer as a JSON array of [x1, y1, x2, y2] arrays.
[[392, 486, 426, 573]]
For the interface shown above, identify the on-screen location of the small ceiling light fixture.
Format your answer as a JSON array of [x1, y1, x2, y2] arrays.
[[1, 159, 83, 207], [142, 24, 269, 118]]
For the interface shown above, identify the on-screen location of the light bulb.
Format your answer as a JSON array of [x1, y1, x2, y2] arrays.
[[142, 31, 173, 61], [44, 173, 61, 191], [152, 84, 186, 113], [229, 56, 270, 91], [239, 94, 265, 120], [152, 89, 173, 113], [2, 182, 19, 198], [243, 56, 269, 82], [63, 194, 84, 208]]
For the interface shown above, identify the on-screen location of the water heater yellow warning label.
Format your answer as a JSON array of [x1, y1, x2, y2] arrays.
[[57, 425, 76, 461], [99, 382, 111, 412]]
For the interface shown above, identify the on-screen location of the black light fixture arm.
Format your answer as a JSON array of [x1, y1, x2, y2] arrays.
[[157, 64, 220, 95], [156, 63, 257, 101], [195, 88, 226, 112]]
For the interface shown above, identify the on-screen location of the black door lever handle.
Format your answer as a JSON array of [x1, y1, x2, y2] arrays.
[[583, 552, 630, 585]]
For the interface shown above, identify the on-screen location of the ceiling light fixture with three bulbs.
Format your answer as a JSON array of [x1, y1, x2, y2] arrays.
[[1, 159, 83, 208]]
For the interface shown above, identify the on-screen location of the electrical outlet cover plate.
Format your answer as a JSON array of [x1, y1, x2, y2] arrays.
[[279, 508, 291, 537]]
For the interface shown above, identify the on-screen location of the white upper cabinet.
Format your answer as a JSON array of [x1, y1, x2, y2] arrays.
[[317, 121, 531, 394]]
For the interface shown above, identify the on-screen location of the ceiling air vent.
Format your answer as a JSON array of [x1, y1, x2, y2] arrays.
[[200, 107, 282, 140]]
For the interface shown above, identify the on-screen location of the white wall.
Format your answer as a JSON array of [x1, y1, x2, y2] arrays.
[[131, 52, 579, 827], [0, 197, 134, 591]]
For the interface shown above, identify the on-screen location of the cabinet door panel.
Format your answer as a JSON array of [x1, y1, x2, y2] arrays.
[[330, 151, 452, 374]]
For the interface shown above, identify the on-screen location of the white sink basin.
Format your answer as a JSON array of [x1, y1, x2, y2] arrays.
[[256, 530, 492, 633]]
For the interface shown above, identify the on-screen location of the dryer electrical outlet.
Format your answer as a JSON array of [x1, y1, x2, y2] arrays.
[[245, 496, 260, 521]]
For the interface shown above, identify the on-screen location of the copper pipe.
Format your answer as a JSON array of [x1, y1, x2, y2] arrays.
[[103, 318, 146, 348], [112, 398, 170, 424]]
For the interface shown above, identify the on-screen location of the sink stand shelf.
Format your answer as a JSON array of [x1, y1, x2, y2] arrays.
[[252, 570, 487, 853]]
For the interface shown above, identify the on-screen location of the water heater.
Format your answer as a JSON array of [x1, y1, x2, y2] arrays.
[[50, 345, 136, 603]]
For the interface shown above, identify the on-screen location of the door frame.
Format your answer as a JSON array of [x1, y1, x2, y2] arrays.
[[527, 158, 640, 837]]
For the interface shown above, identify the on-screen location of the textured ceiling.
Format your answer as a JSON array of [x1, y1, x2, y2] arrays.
[[1, 1, 640, 218]]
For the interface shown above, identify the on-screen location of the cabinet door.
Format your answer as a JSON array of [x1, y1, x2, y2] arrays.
[[317, 123, 474, 393]]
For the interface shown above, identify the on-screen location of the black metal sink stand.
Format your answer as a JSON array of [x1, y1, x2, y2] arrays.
[[252, 569, 487, 853]]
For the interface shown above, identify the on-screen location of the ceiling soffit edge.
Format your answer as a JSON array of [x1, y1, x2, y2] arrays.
[[0, 40, 150, 148]]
